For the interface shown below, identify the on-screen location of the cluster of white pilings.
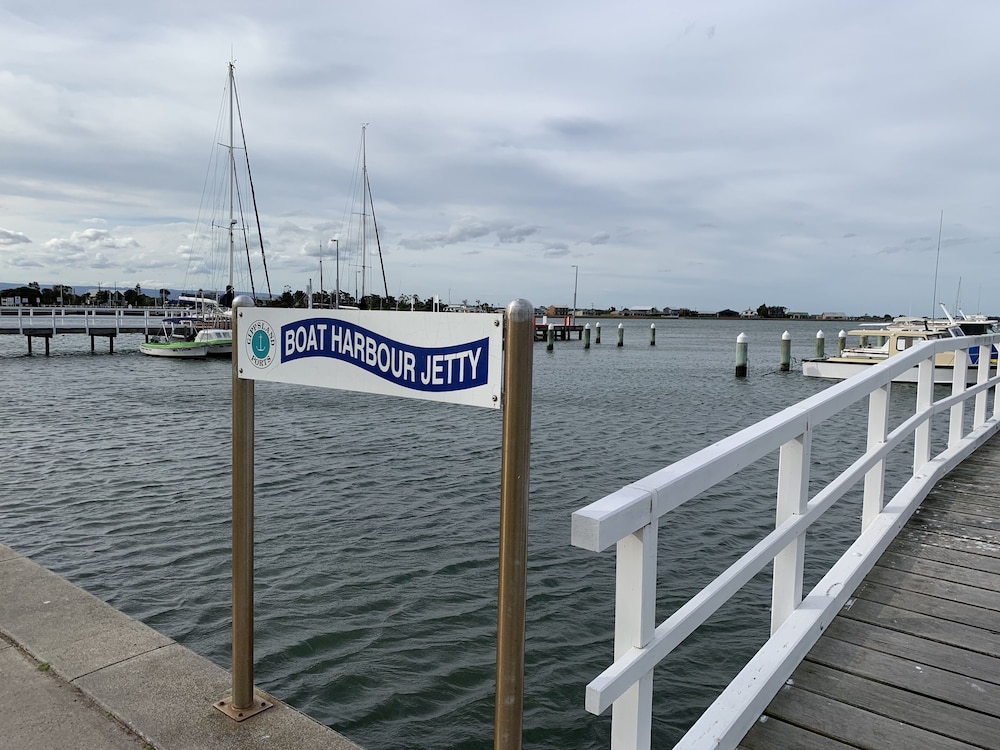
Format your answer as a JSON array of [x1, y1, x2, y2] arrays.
[[548, 321, 660, 352], [736, 329, 846, 377], [544, 323, 847, 378]]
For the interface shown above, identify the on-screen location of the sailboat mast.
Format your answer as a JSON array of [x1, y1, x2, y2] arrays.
[[228, 61, 236, 292], [361, 123, 368, 305], [930, 209, 943, 320]]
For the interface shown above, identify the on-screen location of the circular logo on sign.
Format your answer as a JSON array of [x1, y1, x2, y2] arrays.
[[246, 320, 276, 368]]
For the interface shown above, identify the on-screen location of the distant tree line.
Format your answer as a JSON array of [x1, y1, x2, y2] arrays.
[[260, 286, 498, 312], [0, 282, 172, 307], [756, 304, 788, 318], [0, 282, 501, 312], [9, 285, 885, 319]]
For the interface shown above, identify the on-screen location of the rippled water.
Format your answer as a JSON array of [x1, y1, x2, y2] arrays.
[[0, 317, 929, 748]]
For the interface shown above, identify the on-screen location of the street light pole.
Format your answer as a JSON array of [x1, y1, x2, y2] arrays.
[[330, 238, 340, 309], [571, 265, 579, 322]]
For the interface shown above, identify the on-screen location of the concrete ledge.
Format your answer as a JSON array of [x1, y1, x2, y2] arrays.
[[0, 544, 364, 750], [0, 639, 150, 749], [0, 552, 174, 681]]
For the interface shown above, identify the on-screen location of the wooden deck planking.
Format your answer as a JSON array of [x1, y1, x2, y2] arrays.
[[739, 434, 1000, 750]]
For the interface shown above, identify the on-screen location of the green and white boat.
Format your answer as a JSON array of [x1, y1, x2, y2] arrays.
[[140, 317, 232, 358]]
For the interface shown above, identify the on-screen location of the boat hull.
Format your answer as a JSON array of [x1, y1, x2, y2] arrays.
[[802, 357, 989, 385], [205, 343, 233, 357], [139, 342, 210, 358]]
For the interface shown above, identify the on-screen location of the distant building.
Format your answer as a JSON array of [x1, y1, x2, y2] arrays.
[[624, 305, 658, 316], [740, 309, 759, 319], [820, 312, 848, 320]]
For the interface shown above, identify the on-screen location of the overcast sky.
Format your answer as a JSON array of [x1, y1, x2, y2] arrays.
[[1, 1, 998, 315]]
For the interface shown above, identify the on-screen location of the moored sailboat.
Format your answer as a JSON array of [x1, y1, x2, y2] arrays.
[[142, 61, 269, 359]]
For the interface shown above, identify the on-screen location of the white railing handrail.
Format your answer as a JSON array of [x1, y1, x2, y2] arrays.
[[0, 307, 171, 335], [571, 332, 1000, 749]]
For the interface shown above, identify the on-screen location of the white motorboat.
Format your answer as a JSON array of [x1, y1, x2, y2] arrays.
[[802, 311, 997, 384]]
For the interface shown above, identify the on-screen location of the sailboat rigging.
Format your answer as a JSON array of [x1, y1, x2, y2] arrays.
[[180, 61, 272, 308], [339, 124, 389, 308], [229, 64, 273, 303], [142, 61, 271, 358]]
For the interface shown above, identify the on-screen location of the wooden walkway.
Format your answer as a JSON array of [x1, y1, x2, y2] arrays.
[[739, 436, 1000, 750]]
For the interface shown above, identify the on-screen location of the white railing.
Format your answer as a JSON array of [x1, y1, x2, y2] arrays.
[[0, 307, 170, 334], [571, 332, 1000, 749]]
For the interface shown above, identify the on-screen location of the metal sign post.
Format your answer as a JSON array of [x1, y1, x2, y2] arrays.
[[215, 295, 273, 720], [494, 299, 534, 749]]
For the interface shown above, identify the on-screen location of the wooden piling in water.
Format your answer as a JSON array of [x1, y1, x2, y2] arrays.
[[583, 324, 590, 349], [546, 324, 554, 351], [595, 322, 601, 344], [815, 330, 825, 358], [780, 330, 791, 371], [649, 323, 656, 346], [617, 323, 624, 347]]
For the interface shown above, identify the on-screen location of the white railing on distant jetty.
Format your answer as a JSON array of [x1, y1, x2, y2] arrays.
[[0, 306, 171, 335], [571, 332, 1000, 749]]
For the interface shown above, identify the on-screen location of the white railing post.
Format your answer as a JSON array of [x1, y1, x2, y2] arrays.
[[862, 383, 890, 529], [611, 521, 658, 750], [974, 341, 992, 428], [913, 358, 934, 473], [770, 431, 811, 634], [948, 348, 968, 447], [992, 337, 1000, 420]]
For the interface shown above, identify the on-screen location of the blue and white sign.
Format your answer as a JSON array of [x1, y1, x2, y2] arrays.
[[237, 308, 504, 409]]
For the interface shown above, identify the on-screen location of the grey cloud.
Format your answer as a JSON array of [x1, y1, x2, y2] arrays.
[[90, 252, 114, 269], [583, 232, 611, 245], [545, 117, 619, 142], [400, 220, 538, 250], [496, 225, 538, 244], [43, 228, 139, 253], [0, 228, 31, 245]]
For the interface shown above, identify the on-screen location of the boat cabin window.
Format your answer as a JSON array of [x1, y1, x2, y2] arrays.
[[895, 335, 930, 351], [947, 325, 965, 338]]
